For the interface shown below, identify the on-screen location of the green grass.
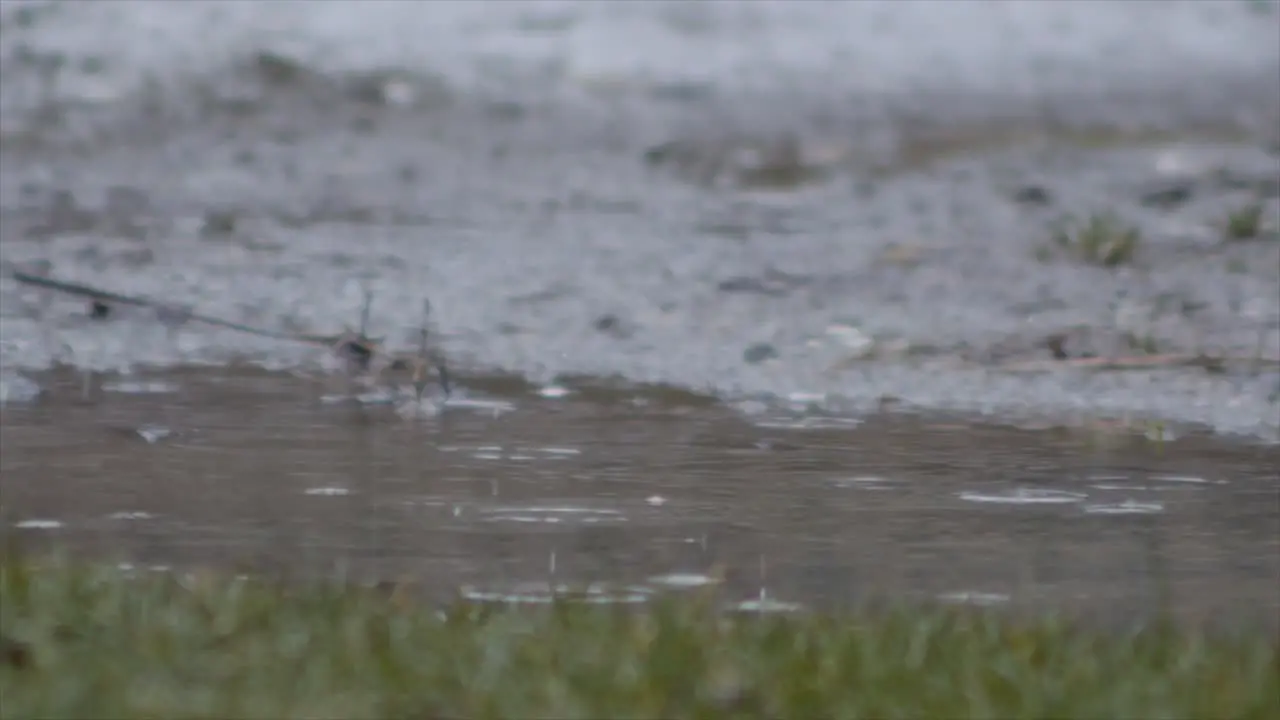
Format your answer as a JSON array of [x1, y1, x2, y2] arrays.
[[1047, 213, 1142, 267], [1, 557, 1276, 720], [1223, 202, 1272, 242]]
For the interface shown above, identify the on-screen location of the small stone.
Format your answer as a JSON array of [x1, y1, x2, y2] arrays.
[[200, 209, 238, 238], [1138, 181, 1195, 209], [742, 343, 779, 364], [1012, 185, 1053, 205], [593, 313, 634, 339]]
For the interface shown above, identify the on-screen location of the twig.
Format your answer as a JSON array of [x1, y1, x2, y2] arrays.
[[408, 298, 451, 401], [12, 271, 327, 344], [10, 270, 454, 398]]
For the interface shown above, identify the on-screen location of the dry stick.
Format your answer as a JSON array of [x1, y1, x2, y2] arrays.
[[412, 301, 431, 405], [330, 287, 381, 384], [359, 286, 374, 338], [1253, 325, 1270, 377], [12, 271, 327, 344], [411, 298, 451, 402], [13, 270, 387, 348], [13, 270, 456, 399]]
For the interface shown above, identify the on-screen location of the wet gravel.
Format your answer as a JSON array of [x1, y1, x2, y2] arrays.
[[1, 1, 1278, 437]]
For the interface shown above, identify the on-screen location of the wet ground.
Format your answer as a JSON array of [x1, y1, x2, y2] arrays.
[[3, 368, 1278, 628], [1, 1, 1279, 438], [0, 2, 1278, 630]]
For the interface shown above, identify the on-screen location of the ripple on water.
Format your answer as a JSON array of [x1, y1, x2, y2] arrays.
[[444, 396, 517, 414], [785, 392, 827, 405], [1150, 474, 1226, 485], [476, 505, 627, 525], [728, 593, 803, 613], [440, 445, 502, 454], [538, 447, 581, 458], [102, 380, 178, 395], [1082, 500, 1164, 515], [304, 487, 352, 496], [441, 445, 580, 461], [394, 398, 445, 420], [938, 591, 1011, 606], [460, 581, 653, 605], [958, 488, 1088, 505], [320, 392, 515, 417], [648, 573, 720, 589], [388, 495, 452, 509], [15, 519, 62, 529], [117, 563, 172, 573], [830, 475, 897, 490], [755, 416, 863, 430], [135, 425, 173, 444], [320, 389, 398, 406], [536, 385, 571, 399], [107, 511, 155, 520]]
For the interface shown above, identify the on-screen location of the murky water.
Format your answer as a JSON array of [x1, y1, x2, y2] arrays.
[[2, 367, 1277, 626]]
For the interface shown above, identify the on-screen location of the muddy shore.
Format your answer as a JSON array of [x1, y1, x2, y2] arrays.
[[2, 1, 1278, 437]]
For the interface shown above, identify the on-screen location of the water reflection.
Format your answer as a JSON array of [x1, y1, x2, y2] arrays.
[[1, 367, 1277, 627]]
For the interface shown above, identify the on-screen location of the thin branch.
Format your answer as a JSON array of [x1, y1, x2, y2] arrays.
[[11, 271, 454, 400]]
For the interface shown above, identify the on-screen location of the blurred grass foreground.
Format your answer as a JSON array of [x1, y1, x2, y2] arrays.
[[1, 556, 1276, 719]]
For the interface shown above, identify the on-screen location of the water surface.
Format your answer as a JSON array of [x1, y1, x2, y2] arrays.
[[2, 367, 1277, 627]]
